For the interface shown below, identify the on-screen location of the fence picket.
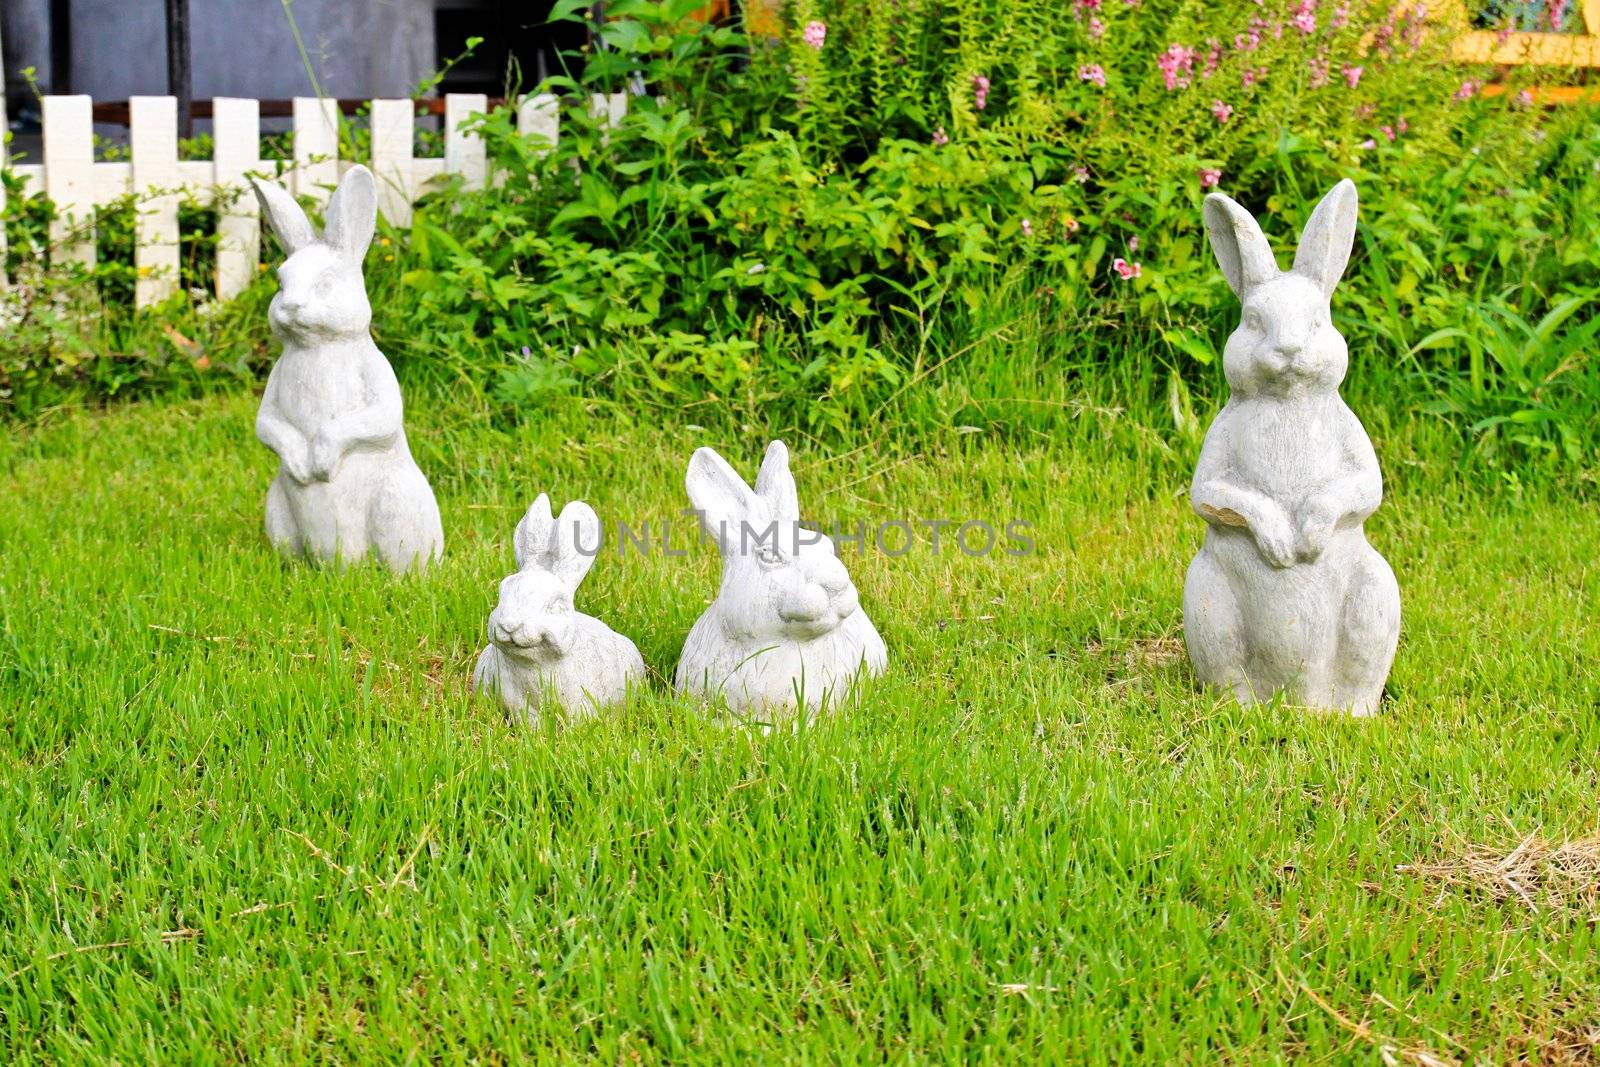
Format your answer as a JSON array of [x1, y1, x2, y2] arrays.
[[518, 93, 560, 154], [130, 97, 181, 307], [43, 96, 97, 268], [213, 97, 261, 300], [370, 99, 416, 226], [292, 97, 340, 204], [592, 92, 629, 129], [445, 93, 489, 190]]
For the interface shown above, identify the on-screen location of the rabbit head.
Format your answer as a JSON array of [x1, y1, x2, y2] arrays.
[[1204, 179, 1358, 398], [253, 165, 377, 345], [487, 494, 599, 666], [687, 441, 862, 643]]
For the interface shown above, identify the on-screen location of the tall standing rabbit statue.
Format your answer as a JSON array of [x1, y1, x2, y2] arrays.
[[475, 494, 645, 721], [676, 442, 887, 719], [252, 166, 444, 572], [1184, 180, 1400, 715]]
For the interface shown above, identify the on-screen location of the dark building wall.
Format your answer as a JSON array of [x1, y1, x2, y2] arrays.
[[4, 0, 435, 106]]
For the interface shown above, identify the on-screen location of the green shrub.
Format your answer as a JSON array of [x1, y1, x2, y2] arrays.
[[1, 0, 1595, 479]]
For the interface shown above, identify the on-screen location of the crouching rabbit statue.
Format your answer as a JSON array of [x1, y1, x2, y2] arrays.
[[252, 166, 444, 571], [675, 441, 887, 720], [1184, 179, 1400, 715], [475, 494, 645, 721]]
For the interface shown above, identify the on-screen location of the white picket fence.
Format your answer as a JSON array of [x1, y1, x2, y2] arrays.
[[0, 91, 628, 306]]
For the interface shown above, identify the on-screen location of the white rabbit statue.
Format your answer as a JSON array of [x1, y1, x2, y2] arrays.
[[675, 441, 887, 718], [1184, 179, 1400, 716], [251, 165, 443, 572], [475, 494, 645, 720]]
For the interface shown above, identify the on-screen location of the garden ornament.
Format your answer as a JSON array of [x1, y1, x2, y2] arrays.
[[252, 165, 443, 571], [1184, 179, 1400, 716], [474, 494, 645, 720], [675, 441, 887, 719]]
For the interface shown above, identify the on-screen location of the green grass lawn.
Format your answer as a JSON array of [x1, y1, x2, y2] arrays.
[[1, 389, 1597, 1062]]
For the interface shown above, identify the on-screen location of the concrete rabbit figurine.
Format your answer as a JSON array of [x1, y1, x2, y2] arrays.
[[475, 494, 645, 721], [252, 165, 443, 572], [675, 441, 887, 719], [1184, 179, 1400, 716]]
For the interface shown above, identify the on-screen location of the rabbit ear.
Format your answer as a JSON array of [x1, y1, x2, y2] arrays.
[[324, 165, 377, 264], [252, 177, 315, 255], [1203, 193, 1279, 298], [755, 440, 800, 525], [549, 501, 600, 592], [513, 494, 555, 570], [1292, 179, 1358, 299], [686, 447, 762, 554]]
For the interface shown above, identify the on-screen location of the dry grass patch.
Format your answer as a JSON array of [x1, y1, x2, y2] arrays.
[[1400, 832, 1600, 917]]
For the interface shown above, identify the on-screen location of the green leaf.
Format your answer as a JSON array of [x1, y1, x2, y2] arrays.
[[547, 0, 590, 24], [1162, 329, 1214, 366]]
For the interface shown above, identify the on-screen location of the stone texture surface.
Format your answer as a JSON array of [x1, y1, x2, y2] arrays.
[[1184, 179, 1401, 716], [253, 165, 443, 572], [474, 494, 645, 720], [675, 441, 887, 720]]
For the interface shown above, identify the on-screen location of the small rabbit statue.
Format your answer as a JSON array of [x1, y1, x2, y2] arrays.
[[1184, 179, 1400, 716], [251, 165, 443, 572], [475, 494, 645, 720], [675, 441, 887, 718]]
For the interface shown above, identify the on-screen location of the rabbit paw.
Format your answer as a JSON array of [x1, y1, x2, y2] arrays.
[[307, 434, 343, 482], [1252, 518, 1298, 569], [280, 445, 314, 485], [1295, 514, 1335, 562]]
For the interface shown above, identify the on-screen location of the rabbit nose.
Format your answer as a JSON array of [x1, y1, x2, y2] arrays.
[[783, 585, 831, 621], [817, 559, 850, 594]]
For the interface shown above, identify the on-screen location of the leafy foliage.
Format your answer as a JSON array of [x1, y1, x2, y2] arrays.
[[1, 0, 1595, 477]]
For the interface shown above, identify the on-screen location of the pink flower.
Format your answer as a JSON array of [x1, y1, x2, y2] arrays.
[[932, 126, 949, 146], [1072, 164, 1090, 183], [802, 20, 827, 49], [973, 73, 991, 110], [1063, 216, 1081, 232], [1397, 116, 1408, 133], [1342, 64, 1363, 88], [1158, 44, 1196, 90], [1021, 218, 1034, 237], [1242, 66, 1266, 89], [1330, 2, 1350, 28], [1075, 0, 1103, 9], [1453, 79, 1478, 101], [1380, 124, 1395, 141], [1359, 137, 1377, 149], [1202, 39, 1223, 79], [1292, 0, 1316, 34], [1549, 0, 1571, 31], [1211, 98, 1234, 123], [1112, 257, 1142, 279], [1198, 167, 1222, 188], [1355, 102, 1376, 119], [1087, 15, 1106, 40], [1127, 235, 1140, 252], [1514, 88, 1535, 108], [1079, 63, 1107, 88]]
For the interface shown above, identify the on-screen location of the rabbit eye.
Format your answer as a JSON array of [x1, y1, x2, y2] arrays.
[[757, 545, 784, 566], [546, 600, 565, 614]]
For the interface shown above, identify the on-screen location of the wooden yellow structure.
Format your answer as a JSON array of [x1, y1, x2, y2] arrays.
[[1451, 0, 1600, 66]]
